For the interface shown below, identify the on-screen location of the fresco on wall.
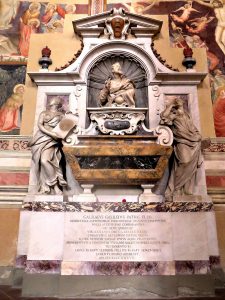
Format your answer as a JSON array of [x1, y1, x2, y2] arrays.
[[107, 0, 225, 137], [0, 65, 26, 135], [1, 0, 225, 136], [0, 0, 88, 62]]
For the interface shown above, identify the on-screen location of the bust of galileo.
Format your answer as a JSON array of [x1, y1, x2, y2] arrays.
[[98, 62, 135, 108]]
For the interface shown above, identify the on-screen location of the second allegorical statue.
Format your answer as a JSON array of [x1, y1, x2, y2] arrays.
[[98, 62, 136, 108], [160, 96, 202, 199], [29, 97, 67, 195]]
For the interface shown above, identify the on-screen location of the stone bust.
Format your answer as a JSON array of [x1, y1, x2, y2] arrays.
[[98, 62, 135, 108]]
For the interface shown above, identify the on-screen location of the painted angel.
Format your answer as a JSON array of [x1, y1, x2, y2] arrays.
[[186, 15, 215, 33], [170, 1, 200, 23]]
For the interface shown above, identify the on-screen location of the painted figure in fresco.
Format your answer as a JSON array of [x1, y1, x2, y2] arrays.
[[41, 3, 76, 33], [188, 35, 219, 70], [41, 3, 58, 32], [0, 0, 19, 29], [210, 68, 225, 102], [19, 2, 41, 57], [29, 97, 67, 195], [0, 84, 25, 132], [213, 86, 225, 136], [41, 3, 57, 24], [99, 62, 135, 107], [186, 15, 215, 33], [170, 1, 200, 23], [213, 0, 225, 55], [160, 96, 202, 198], [194, 0, 225, 54]]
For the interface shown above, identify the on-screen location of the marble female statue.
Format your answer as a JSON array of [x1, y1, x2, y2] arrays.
[[98, 62, 135, 107], [160, 96, 202, 198], [29, 97, 67, 195]]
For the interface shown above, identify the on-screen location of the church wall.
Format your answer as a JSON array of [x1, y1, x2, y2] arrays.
[[0, 0, 219, 137], [0, 209, 20, 267]]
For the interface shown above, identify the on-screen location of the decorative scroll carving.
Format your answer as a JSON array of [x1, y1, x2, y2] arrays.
[[152, 85, 161, 116], [90, 109, 146, 135], [154, 125, 173, 146], [141, 123, 173, 146]]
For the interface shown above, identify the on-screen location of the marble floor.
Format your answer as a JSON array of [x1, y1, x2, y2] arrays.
[[0, 286, 225, 300]]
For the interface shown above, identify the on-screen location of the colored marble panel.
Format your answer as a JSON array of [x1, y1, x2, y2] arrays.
[[0, 172, 29, 185], [23, 201, 213, 213], [15, 255, 27, 269], [25, 260, 61, 274], [175, 261, 210, 275], [206, 176, 225, 187], [61, 261, 175, 276]]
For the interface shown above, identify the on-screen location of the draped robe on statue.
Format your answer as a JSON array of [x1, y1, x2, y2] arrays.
[[29, 112, 67, 193], [99, 77, 135, 107]]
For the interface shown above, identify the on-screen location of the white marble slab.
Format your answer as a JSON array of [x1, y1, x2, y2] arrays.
[[172, 212, 209, 261], [63, 212, 173, 262], [17, 211, 31, 256], [205, 211, 219, 256], [32, 195, 64, 202], [27, 212, 64, 260], [97, 194, 138, 202], [95, 186, 141, 203]]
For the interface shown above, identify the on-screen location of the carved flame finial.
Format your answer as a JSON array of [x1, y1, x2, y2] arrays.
[[39, 46, 52, 70], [182, 46, 196, 71], [41, 46, 51, 58]]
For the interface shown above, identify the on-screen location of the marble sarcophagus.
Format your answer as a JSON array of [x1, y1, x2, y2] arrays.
[[64, 135, 173, 185]]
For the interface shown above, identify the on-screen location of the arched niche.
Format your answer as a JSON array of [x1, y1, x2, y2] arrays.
[[87, 53, 148, 109]]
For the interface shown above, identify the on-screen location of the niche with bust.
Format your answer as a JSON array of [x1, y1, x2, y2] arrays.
[[87, 55, 149, 133]]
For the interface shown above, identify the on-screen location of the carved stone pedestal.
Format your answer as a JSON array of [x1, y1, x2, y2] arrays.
[[75, 184, 97, 202], [139, 184, 163, 203], [15, 201, 219, 298]]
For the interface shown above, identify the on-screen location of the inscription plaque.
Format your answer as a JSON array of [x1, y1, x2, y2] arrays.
[[64, 212, 172, 261]]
